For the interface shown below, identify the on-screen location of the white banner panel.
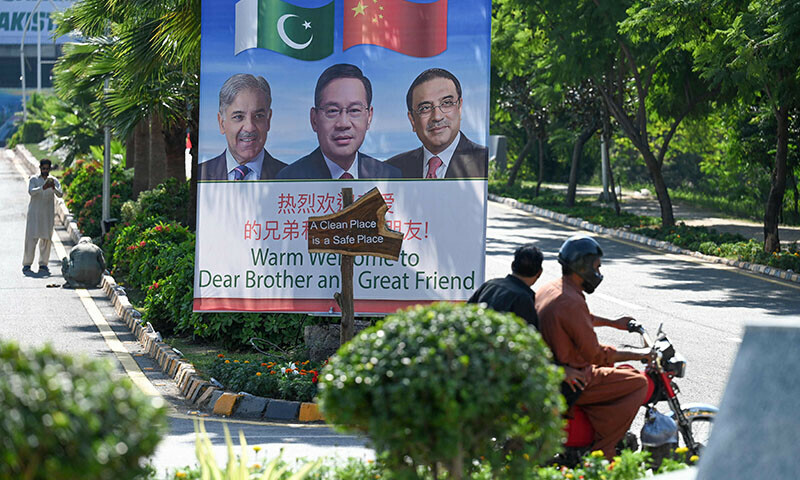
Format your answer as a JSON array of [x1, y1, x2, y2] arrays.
[[195, 180, 486, 313]]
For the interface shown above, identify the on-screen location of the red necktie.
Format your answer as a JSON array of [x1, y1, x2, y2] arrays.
[[339, 172, 354, 179], [426, 156, 443, 179]]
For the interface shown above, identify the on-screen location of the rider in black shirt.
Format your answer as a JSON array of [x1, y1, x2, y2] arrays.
[[468, 243, 543, 329]]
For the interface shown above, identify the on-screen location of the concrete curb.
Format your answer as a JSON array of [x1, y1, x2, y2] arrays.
[[489, 194, 800, 285], [14, 145, 324, 423], [98, 273, 324, 422]]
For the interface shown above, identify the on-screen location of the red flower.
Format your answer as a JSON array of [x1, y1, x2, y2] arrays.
[[149, 282, 159, 290], [311, 371, 319, 384], [155, 225, 163, 232], [139, 240, 146, 247]]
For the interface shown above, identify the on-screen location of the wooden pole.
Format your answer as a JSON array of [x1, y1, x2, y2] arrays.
[[339, 188, 355, 344]]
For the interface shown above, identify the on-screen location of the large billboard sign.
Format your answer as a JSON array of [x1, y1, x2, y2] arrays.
[[0, 0, 76, 44], [195, 0, 491, 314]]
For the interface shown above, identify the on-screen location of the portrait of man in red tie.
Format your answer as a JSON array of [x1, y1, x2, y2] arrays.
[[387, 68, 488, 179], [276, 63, 402, 180], [199, 73, 287, 181]]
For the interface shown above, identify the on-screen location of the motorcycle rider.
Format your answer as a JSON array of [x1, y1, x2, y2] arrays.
[[535, 234, 650, 460], [468, 242, 590, 394]]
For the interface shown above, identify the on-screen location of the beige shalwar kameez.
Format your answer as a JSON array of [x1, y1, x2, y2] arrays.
[[23, 175, 62, 268]]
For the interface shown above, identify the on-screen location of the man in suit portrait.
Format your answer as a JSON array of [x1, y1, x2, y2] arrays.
[[387, 68, 488, 179], [199, 73, 287, 180], [276, 63, 400, 180]]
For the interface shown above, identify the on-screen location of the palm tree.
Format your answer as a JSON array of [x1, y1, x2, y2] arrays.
[[53, 0, 200, 217]]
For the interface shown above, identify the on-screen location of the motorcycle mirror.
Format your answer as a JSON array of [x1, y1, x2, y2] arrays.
[[657, 323, 664, 336]]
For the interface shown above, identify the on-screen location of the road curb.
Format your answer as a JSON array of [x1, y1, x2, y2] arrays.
[[11, 145, 324, 424], [489, 194, 800, 285]]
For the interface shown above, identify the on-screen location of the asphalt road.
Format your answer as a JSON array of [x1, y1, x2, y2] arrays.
[[485, 200, 800, 428], [4, 148, 800, 474]]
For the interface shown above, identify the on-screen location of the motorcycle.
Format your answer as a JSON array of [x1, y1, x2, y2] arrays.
[[556, 322, 718, 466]]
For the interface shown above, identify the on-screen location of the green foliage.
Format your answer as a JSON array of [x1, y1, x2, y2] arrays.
[[8, 120, 46, 147], [120, 177, 192, 227], [141, 238, 197, 336], [318, 302, 564, 480], [177, 420, 320, 480], [0, 341, 167, 480], [62, 159, 134, 239], [107, 213, 309, 350], [185, 312, 310, 352], [206, 358, 322, 403], [634, 224, 800, 271], [114, 222, 193, 292]]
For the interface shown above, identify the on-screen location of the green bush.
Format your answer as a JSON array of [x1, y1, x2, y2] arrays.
[[62, 159, 134, 239], [318, 302, 564, 480], [8, 120, 46, 147], [0, 341, 167, 480], [120, 177, 191, 227]]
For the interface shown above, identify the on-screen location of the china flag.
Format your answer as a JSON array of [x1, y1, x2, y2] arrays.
[[343, 0, 448, 57]]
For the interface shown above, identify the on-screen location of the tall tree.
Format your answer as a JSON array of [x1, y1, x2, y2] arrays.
[[509, 0, 718, 227], [53, 0, 200, 203], [492, 2, 558, 190], [692, 0, 800, 252]]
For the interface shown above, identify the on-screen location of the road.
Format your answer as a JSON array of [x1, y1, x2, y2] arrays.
[[3, 148, 800, 474]]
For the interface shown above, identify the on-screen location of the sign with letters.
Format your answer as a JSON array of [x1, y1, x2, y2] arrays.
[[195, 0, 491, 314], [308, 187, 403, 259]]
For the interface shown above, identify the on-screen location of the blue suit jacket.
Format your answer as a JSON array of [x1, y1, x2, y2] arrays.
[[199, 150, 287, 180], [276, 147, 401, 180]]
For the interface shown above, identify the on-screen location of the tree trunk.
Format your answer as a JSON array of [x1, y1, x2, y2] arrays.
[[506, 135, 535, 188], [148, 113, 168, 189], [125, 131, 134, 170], [764, 105, 789, 253], [535, 136, 545, 197], [601, 111, 621, 214], [566, 123, 596, 207], [162, 122, 187, 182], [132, 119, 149, 198], [641, 147, 675, 227]]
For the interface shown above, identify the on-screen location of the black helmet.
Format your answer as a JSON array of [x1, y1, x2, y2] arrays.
[[558, 235, 604, 293]]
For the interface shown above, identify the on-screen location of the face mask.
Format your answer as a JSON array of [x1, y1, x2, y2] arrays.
[[581, 271, 603, 294], [578, 255, 603, 294]]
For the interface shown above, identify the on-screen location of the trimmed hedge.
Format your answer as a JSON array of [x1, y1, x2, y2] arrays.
[[318, 302, 564, 480], [0, 342, 167, 480]]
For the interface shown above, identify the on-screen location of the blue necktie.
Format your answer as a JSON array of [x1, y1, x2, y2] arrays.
[[233, 165, 251, 180]]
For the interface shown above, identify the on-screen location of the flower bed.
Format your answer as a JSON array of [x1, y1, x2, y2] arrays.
[[206, 356, 323, 403]]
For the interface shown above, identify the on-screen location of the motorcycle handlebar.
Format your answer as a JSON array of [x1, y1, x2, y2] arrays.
[[627, 320, 653, 349]]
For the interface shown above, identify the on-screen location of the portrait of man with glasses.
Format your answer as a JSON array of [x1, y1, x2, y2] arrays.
[[277, 63, 401, 180], [387, 68, 488, 179], [200, 74, 287, 181]]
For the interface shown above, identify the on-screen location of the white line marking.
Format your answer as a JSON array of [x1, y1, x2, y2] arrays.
[[593, 292, 644, 311]]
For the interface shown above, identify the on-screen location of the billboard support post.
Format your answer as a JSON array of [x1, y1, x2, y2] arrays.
[[337, 188, 355, 344]]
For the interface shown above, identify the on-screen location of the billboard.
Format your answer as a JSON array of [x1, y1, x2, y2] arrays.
[[0, 0, 76, 45], [195, 0, 491, 314]]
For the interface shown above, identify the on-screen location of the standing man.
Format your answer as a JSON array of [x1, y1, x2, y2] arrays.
[[23, 159, 62, 274], [387, 68, 487, 179], [276, 63, 401, 180], [535, 235, 650, 460], [199, 73, 287, 180]]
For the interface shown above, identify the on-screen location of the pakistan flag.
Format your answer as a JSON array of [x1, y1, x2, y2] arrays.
[[235, 0, 334, 60]]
